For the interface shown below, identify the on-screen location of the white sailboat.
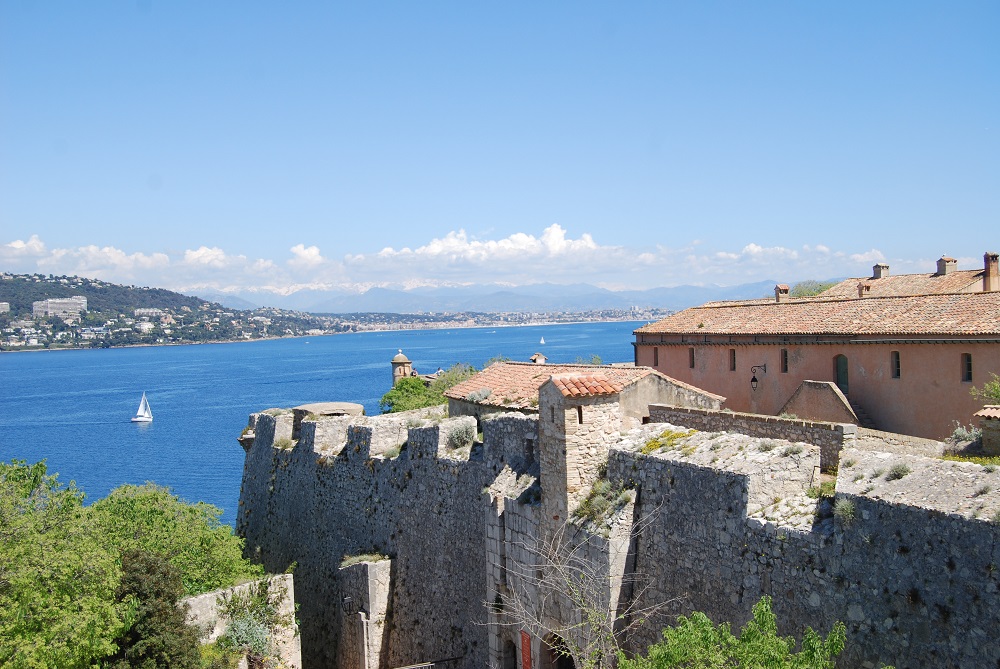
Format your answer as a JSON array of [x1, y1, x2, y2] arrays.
[[131, 392, 153, 423], [540, 337, 545, 345]]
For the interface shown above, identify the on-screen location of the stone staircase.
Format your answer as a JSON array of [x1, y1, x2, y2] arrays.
[[850, 400, 877, 429]]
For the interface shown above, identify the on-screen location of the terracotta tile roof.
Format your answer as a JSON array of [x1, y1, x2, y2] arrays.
[[444, 362, 655, 409], [549, 374, 624, 397], [975, 406, 1000, 420], [634, 291, 1000, 337], [818, 269, 983, 299]]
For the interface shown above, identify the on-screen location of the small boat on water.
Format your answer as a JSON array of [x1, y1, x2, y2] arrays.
[[131, 392, 153, 423], [540, 337, 545, 344]]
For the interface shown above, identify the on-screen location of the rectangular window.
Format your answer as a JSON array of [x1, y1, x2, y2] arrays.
[[689, 347, 695, 369], [962, 353, 973, 382], [891, 351, 900, 379], [729, 348, 736, 371], [653, 347, 659, 366], [577, 405, 584, 424], [780, 348, 789, 373]]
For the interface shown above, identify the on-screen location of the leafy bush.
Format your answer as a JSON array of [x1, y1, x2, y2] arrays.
[[104, 549, 202, 669], [619, 595, 847, 669], [971, 372, 1000, 405], [90, 483, 263, 596], [885, 464, 911, 481], [274, 437, 294, 450], [807, 481, 837, 499], [465, 388, 492, 402], [448, 424, 476, 450], [573, 479, 633, 524], [833, 498, 856, 524], [950, 422, 983, 443]]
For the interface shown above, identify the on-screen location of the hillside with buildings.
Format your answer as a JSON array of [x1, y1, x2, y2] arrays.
[[0, 273, 670, 351]]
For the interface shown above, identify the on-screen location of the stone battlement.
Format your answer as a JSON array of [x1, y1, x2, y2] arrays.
[[238, 399, 1000, 669]]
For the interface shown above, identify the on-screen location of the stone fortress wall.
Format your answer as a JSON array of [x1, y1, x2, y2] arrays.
[[238, 394, 1000, 669]]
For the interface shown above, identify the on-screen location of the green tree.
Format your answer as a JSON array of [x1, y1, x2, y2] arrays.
[[0, 460, 130, 668], [619, 596, 848, 669], [790, 280, 837, 297], [379, 363, 478, 413], [379, 376, 438, 413], [90, 483, 263, 596], [971, 372, 1000, 405], [104, 550, 202, 669]]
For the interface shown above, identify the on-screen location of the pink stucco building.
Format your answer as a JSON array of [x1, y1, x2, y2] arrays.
[[634, 253, 1000, 440]]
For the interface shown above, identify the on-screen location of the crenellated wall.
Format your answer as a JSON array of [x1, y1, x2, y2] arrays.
[[239, 396, 1000, 669]]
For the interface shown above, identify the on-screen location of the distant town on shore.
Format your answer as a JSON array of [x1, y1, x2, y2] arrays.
[[0, 272, 670, 351]]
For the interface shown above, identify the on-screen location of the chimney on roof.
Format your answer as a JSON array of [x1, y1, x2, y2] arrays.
[[774, 284, 789, 303], [872, 263, 889, 279], [985, 252, 1000, 292], [936, 256, 957, 276], [857, 282, 871, 298], [530, 352, 547, 365]]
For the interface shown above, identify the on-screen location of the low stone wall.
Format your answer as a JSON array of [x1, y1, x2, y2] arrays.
[[183, 574, 300, 669], [855, 427, 946, 458], [647, 404, 855, 471]]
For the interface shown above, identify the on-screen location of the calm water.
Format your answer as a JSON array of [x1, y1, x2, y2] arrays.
[[0, 322, 642, 526]]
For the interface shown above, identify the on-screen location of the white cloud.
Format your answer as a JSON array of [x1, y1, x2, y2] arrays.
[[183, 246, 234, 269], [2, 235, 47, 258], [289, 243, 325, 268], [849, 249, 886, 264], [0, 232, 946, 301]]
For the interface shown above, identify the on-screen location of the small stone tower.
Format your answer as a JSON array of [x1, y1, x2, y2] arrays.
[[391, 349, 413, 386], [538, 373, 624, 535]]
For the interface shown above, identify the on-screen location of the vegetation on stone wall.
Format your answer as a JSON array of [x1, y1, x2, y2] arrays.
[[619, 596, 852, 669], [0, 460, 263, 668]]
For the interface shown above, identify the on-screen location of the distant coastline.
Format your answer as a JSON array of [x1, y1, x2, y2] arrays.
[[0, 315, 651, 354]]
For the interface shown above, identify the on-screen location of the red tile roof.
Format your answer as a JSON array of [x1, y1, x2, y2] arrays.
[[817, 269, 983, 299], [635, 291, 1000, 337], [975, 406, 1000, 420], [444, 362, 655, 409], [549, 374, 624, 397]]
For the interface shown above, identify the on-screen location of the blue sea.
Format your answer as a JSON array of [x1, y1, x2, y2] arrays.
[[0, 322, 642, 527]]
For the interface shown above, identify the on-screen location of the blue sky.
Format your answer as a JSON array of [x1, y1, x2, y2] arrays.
[[2, 2, 998, 298]]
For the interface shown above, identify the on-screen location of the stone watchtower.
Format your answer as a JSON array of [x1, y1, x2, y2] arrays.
[[391, 350, 413, 386], [538, 373, 624, 535]]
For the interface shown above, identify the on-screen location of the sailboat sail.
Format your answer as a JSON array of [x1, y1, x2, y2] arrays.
[[131, 392, 153, 422]]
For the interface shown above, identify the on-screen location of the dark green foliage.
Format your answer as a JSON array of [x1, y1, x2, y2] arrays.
[[619, 596, 849, 669], [104, 550, 202, 669], [90, 483, 263, 596], [0, 273, 210, 316], [0, 460, 128, 668], [1, 460, 266, 667]]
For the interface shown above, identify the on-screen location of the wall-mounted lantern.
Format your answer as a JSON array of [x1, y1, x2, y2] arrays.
[[750, 365, 766, 391]]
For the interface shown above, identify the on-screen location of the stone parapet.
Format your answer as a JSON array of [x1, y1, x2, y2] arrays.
[[648, 404, 855, 471]]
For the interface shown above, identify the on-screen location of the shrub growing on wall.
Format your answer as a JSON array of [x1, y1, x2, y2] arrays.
[[619, 596, 851, 669]]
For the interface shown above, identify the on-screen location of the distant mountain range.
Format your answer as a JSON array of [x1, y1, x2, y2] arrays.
[[193, 280, 785, 314]]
